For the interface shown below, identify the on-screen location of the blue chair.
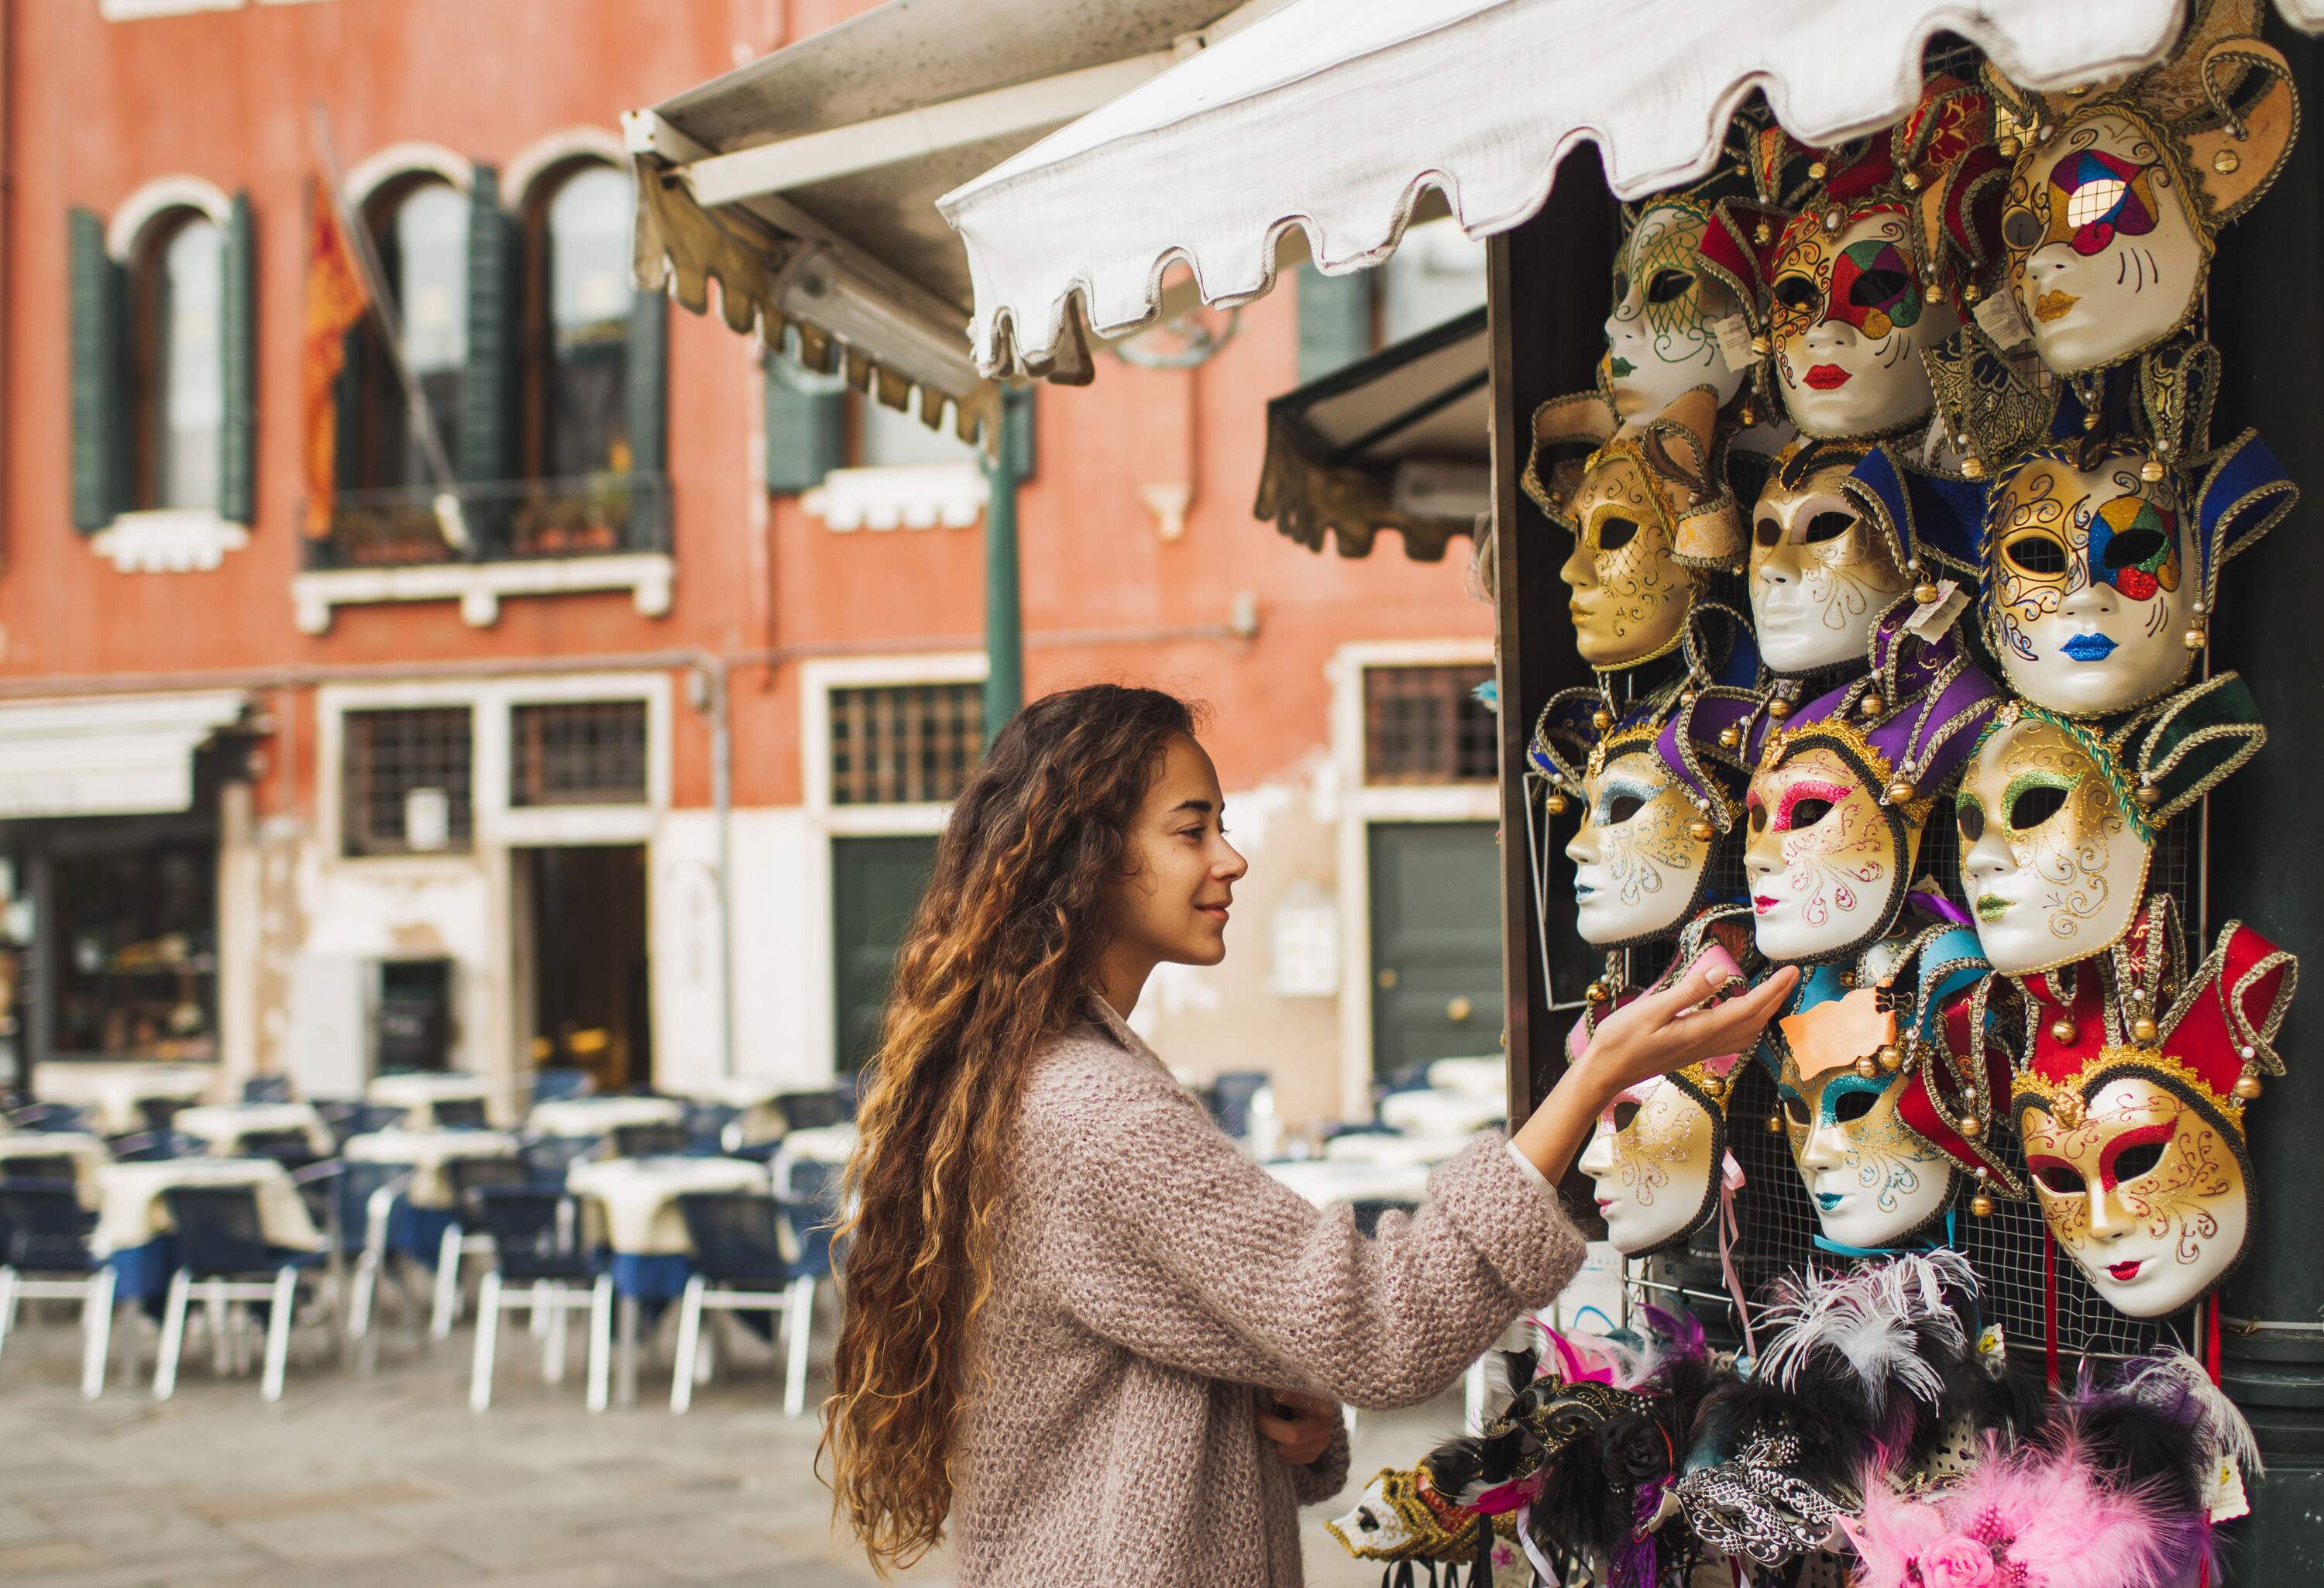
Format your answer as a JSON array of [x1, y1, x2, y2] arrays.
[[318, 1101, 407, 1150], [136, 1097, 194, 1136], [465, 1186, 611, 1412], [1205, 1071, 1274, 1139], [0, 1154, 79, 1186], [153, 1186, 323, 1403], [529, 1068, 595, 1105], [609, 1122, 691, 1160], [108, 1130, 198, 1163], [0, 1184, 115, 1399], [682, 1102, 742, 1156], [241, 1076, 294, 1105], [9, 1103, 94, 1135], [772, 1090, 847, 1134], [430, 1097, 491, 1131], [430, 1155, 530, 1339], [670, 1191, 820, 1415], [326, 1160, 414, 1353], [520, 1135, 600, 1186]]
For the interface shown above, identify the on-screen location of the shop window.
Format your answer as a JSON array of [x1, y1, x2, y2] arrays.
[[131, 211, 225, 512], [53, 839, 217, 1062], [526, 162, 634, 479], [1378, 216, 1488, 345], [343, 178, 468, 490], [829, 684, 983, 806], [1363, 664, 1497, 785], [342, 706, 475, 856], [509, 699, 648, 806]]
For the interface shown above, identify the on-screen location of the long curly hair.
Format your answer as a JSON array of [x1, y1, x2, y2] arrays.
[[820, 684, 1199, 1572]]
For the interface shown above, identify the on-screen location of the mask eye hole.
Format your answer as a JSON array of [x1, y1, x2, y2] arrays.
[[1958, 798, 1985, 844], [1802, 510, 1856, 545], [1611, 270, 1631, 304], [2003, 531, 2071, 578], [1782, 1092, 1810, 1126], [1596, 517, 1639, 552], [2006, 784, 2069, 831], [1786, 797, 1834, 830], [1748, 802, 1769, 836], [1833, 1088, 1880, 1124], [1611, 1100, 1642, 1133], [1645, 268, 1695, 304], [2002, 207, 2046, 252], [1605, 794, 1646, 825], [1755, 516, 1783, 548], [1772, 276, 1820, 313], [2033, 1160, 2088, 1195], [1848, 269, 1910, 308], [2102, 526, 2169, 571], [2113, 1139, 2168, 1183], [1356, 1511, 1380, 1533]]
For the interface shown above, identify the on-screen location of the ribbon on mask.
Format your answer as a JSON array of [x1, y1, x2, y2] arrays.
[[1717, 1150, 1757, 1359], [1514, 1502, 1563, 1588]]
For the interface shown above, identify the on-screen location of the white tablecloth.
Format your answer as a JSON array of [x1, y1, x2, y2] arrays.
[[1264, 1159, 1432, 1208], [0, 1132, 108, 1206], [366, 1072, 497, 1129], [1425, 1057, 1507, 1098], [1378, 1088, 1506, 1138], [565, 1156, 772, 1255], [172, 1103, 334, 1157], [658, 1078, 789, 1144], [527, 1096, 686, 1139], [91, 1158, 323, 1255], [344, 1129, 522, 1208], [33, 1063, 215, 1134], [1323, 1130, 1474, 1168]]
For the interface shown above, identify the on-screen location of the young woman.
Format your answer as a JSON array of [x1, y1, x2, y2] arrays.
[[823, 685, 1795, 1586]]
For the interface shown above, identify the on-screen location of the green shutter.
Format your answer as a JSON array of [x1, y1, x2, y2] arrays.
[[763, 345, 843, 493], [68, 208, 124, 532], [460, 164, 517, 486], [625, 284, 667, 477], [218, 191, 257, 526], [1297, 263, 1373, 383]]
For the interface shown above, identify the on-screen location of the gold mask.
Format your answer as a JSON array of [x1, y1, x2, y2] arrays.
[[1956, 712, 2144, 975], [1745, 744, 1918, 962], [2020, 1071, 2248, 1318], [1767, 211, 1957, 440], [1749, 461, 1910, 675], [1556, 452, 1693, 668], [1565, 746, 1714, 947]]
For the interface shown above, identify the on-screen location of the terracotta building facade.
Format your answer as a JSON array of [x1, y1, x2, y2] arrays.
[[1, 0, 1498, 1129]]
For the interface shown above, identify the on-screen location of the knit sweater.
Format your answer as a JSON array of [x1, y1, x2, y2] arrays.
[[949, 1002, 1586, 1587]]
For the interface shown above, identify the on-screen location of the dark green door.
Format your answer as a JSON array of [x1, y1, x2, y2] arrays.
[[832, 834, 939, 1072], [1367, 822, 1504, 1079]]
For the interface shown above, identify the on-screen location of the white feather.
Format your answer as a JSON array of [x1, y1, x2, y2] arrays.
[[1755, 1254, 1973, 1406], [2116, 1347, 2265, 1479]]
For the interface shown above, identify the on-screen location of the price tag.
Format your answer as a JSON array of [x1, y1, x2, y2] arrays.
[[2204, 1453, 2251, 1523], [1711, 315, 1758, 373], [1905, 579, 1970, 640], [1973, 288, 2034, 349]]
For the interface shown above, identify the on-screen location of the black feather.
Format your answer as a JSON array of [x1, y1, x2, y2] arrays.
[[2044, 1388, 2206, 1519]]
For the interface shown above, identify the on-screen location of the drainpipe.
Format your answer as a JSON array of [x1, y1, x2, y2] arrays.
[[693, 654, 737, 1081], [982, 387, 1032, 741]]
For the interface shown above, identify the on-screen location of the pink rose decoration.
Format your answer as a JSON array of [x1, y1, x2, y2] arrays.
[[1919, 1535, 1999, 1588]]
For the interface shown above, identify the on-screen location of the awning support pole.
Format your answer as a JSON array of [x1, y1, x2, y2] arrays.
[[982, 388, 1032, 744]]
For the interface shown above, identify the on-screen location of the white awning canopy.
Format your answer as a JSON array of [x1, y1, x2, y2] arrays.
[[624, 0, 1288, 439], [942, 0, 2324, 380], [0, 692, 248, 820]]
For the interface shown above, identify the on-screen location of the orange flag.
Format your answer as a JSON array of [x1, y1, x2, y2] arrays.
[[302, 174, 369, 538]]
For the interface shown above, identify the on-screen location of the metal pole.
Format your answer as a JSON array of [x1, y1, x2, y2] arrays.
[[982, 387, 1032, 743]]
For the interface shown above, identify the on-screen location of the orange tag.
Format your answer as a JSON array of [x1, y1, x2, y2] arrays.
[[1779, 988, 1895, 1079]]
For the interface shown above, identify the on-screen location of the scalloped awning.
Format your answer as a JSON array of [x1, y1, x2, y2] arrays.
[[942, 0, 2324, 381]]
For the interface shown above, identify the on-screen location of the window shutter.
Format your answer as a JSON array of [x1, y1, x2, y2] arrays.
[[1296, 263, 1373, 383], [218, 191, 257, 526], [763, 346, 843, 494], [461, 164, 518, 486], [68, 208, 124, 532], [624, 283, 667, 477]]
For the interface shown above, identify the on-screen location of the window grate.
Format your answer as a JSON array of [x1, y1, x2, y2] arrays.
[[1363, 664, 1497, 785], [342, 707, 474, 857], [830, 684, 983, 806], [511, 700, 648, 807]]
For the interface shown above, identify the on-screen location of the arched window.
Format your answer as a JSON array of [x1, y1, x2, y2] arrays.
[[345, 177, 469, 489], [528, 162, 634, 478], [132, 211, 225, 511]]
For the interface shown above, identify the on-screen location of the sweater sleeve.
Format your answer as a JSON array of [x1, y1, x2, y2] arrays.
[[1029, 1070, 1583, 1412]]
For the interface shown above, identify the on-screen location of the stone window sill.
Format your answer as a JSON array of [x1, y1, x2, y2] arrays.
[[803, 464, 987, 532], [290, 552, 674, 635], [90, 510, 251, 573]]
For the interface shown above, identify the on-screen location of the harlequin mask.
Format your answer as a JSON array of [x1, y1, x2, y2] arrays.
[[1982, 436, 2295, 717], [2015, 906, 2296, 1318], [1769, 212, 1957, 440], [1749, 442, 1912, 675], [1992, 2, 2299, 375], [1955, 678, 2263, 975]]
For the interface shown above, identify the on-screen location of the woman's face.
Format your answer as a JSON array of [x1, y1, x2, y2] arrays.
[[1769, 211, 1957, 439], [1778, 1047, 1955, 1248], [1604, 198, 1745, 421], [1563, 747, 1714, 946], [1956, 713, 2145, 973], [1744, 744, 1913, 961], [1986, 452, 2196, 717], [1576, 1071, 1721, 1253], [1108, 736, 1248, 973], [2020, 1074, 2248, 1318], [1556, 455, 1692, 667], [1749, 465, 1910, 674]]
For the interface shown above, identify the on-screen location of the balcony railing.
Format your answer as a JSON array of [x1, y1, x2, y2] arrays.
[[301, 473, 672, 571]]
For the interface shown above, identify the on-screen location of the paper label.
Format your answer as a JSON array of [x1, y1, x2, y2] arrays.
[[1973, 288, 2034, 349], [2205, 1454, 2251, 1522], [1781, 988, 1896, 1079], [1712, 315, 1758, 373], [1905, 579, 1970, 640]]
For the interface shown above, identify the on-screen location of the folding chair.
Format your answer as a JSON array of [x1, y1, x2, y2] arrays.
[[466, 1186, 612, 1411], [670, 1191, 821, 1415], [431, 1155, 529, 1338], [153, 1186, 324, 1402], [0, 1184, 115, 1399], [329, 1159, 414, 1354], [682, 1103, 741, 1156]]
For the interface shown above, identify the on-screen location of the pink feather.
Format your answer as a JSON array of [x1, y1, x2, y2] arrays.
[[1841, 1483, 1951, 1588]]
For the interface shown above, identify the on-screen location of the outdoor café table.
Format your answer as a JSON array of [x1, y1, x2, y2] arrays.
[[1378, 1087, 1506, 1138], [342, 1128, 523, 1267], [1322, 1130, 1476, 1169], [0, 1131, 108, 1207], [31, 1062, 214, 1135], [366, 1072, 496, 1130], [1425, 1056, 1507, 1098], [172, 1103, 334, 1158], [1262, 1158, 1432, 1210], [526, 1095, 686, 1140], [91, 1157, 325, 1305], [565, 1153, 771, 1404]]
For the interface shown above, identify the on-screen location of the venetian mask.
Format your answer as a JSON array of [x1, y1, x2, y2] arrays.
[[1983, 449, 2196, 717], [1566, 745, 1716, 946], [1956, 712, 2144, 974], [1749, 458, 1911, 674], [1774, 981, 1955, 1249], [1577, 1064, 1732, 1254], [2020, 1071, 2247, 1318], [1768, 211, 1958, 439], [1605, 198, 1747, 422], [1556, 450, 1694, 668], [1745, 744, 1917, 963]]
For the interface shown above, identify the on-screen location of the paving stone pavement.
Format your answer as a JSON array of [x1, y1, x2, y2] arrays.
[[0, 1290, 1469, 1586]]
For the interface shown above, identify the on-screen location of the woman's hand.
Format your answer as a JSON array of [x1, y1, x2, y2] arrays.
[[1255, 1388, 1339, 1467]]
